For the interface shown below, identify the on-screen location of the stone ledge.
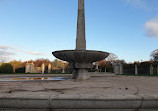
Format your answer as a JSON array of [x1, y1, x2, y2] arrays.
[[1, 109, 158, 111], [0, 74, 72, 78], [0, 98, 158, 110]]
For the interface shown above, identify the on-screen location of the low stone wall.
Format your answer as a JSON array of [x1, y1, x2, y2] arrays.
[[0, 74, 72, 78], [0, 98, 158, 110]]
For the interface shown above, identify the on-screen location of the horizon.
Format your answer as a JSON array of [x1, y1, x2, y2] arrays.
[[0, 0, 158, 63]]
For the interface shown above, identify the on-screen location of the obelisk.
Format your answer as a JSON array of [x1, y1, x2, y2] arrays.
[[52, 0, 109, 80], [76, 0, 86, 50]]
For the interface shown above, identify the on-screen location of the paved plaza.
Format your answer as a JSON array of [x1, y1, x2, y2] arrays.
[[0, 74, 158, 99]]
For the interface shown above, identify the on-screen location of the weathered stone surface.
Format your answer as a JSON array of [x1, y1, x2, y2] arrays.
[[41, 63, 45, 74], [1, 75, 158, 99], [53, 50, 109, 69], [48, 63, 51, 73], [72, 69, 90, 80], [53, 50, 109, 80], [135, 65, 138, 75], [1, 75, 158, 110], [25, 62, 34, 73], [76, 0, 86, 50], [52, 0, 109, 80], [150, 65, 153, 75]]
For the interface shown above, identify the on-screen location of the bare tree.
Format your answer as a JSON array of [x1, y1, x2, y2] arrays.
[[106, 53, 118, 62], [151, 49, 158, 62]]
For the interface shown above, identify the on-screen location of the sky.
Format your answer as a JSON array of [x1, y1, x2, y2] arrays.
[[0, 0, 158, 63]]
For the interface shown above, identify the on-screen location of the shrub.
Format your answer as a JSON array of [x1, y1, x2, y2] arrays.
[[0, 63, 13, 73], [15, 67, 25, 73]]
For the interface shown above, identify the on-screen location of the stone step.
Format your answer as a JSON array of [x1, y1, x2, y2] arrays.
[[0, 98, 158, 110]]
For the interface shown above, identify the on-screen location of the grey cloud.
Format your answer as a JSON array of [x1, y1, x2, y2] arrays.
[[123, 0, 158, 11], [0, 55, 14, 63], [0, 50, 15, 56], [0, 45, 45, 56], [145, 17, 158, 37], [0, 50, 15, 62], [0, 45, 10, 50]]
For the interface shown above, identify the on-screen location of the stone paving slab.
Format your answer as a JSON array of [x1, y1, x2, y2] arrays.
[[1, 109, 158, 110], [0, 75, 158, 99], [0, 74, 158, 110]]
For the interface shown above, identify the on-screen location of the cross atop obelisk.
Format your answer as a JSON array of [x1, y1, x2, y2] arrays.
[[76, 0, 86, 50]]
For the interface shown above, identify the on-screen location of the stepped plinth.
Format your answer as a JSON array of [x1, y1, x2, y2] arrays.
[[52, 0, 109, 80]]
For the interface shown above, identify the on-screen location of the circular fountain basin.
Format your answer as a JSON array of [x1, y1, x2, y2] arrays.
[[52, 50, 109, 68], [0, 77, 68, 82]]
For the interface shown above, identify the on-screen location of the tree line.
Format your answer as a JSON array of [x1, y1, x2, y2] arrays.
[[0, 59, 68, 74], [0, 49, 158, 74]]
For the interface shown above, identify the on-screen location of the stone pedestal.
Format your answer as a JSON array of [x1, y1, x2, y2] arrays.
[[62, 68, 65, 74], [150, 65, 153, 75], [135, 65, 138, 75], [113, 64, 119, 74], [25, 62, 34, 73], [95, 62, 100, 73], [157, 65, 158, 75], [72, 69, 90, 80], [113, 63, 123, 74], [96, 62, 99, 70], [119, 63, 123, 74], [105, 68, 106, 74], [41, 63, 45, 74], [48, 63, 51, 73], [25, 62, 29, 73], [70, 61, 92, 80]]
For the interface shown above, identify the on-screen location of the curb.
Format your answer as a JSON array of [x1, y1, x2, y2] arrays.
[[0, 98, 158, 110]]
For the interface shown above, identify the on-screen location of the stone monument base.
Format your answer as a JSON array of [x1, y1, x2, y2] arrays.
[[72, 69, 90, 80]]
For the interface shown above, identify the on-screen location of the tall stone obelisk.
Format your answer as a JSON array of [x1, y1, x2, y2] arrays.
[[52, 0, 109, 80], [76, 0, 86, 50]]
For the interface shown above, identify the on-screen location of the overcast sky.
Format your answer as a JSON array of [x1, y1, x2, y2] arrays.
[[0, 0, 158, 63]]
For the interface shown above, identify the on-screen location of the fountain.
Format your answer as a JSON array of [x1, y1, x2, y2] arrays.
[[52, 0, 109, 80]]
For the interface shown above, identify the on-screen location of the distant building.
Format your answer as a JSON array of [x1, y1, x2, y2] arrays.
[[25, 62, 52, 74], [25, 62, 35, 73]]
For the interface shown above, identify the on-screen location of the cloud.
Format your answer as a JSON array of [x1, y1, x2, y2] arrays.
[[124, 1, 158, 37], [145, 17, 158, 37], [0, 45, 45, 56], [0, 50, 15, 56], [23, 50, 45, 55], [0, 49, 15, 62], [0, 56, 14, 63], [0, 45, 10, 50], [0, 44, 45, 62], [123, 0, 158, 11], [124, 0, 145, 7]]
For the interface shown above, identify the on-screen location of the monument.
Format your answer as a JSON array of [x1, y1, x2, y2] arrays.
[[25, 62, 35, 73], [48, 63, 51, 73], [41, 63, 45, 74], [113, 62, 123, 74], [52, 0, 109, 80], [150, 65, 153, 75], [25, 62, 52, 74], [135, 64, 138, 75]]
